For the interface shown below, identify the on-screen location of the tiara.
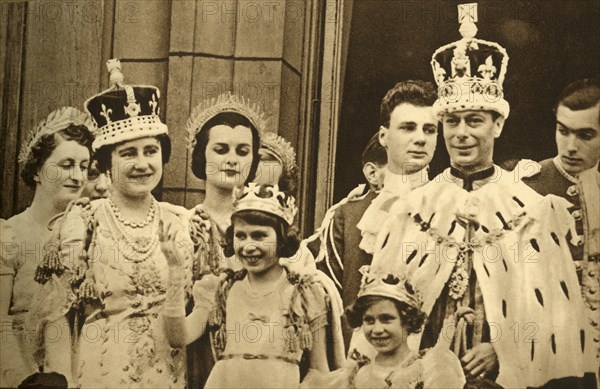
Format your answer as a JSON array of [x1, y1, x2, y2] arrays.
[[186, 92, 269, 151], [357, 265, 422, 310], [18, 107, 94, 164], [260, 132, 297, 174], [233, 183, 297, 225]]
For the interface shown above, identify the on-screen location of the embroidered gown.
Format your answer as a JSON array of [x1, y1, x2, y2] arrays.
[[185, 205, 345, 388], [201, 270, 330, 389], [301, 346, 465, 389], [31, 198, 193, 388]]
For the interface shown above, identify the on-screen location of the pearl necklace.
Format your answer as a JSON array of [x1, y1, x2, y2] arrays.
[[109, 197, 158, 228], [105, 198, 161, 263]]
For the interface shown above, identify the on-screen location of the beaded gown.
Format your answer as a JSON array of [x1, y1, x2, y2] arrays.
[[31, 198, 193, 388]]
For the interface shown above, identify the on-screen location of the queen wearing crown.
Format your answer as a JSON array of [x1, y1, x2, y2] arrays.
[[30, 59, 193, 388], [1, 107, 94, 387]]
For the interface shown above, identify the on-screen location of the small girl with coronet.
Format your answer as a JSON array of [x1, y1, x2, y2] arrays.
[[160, 183, 336, 388], [301, 265, 466, 388]]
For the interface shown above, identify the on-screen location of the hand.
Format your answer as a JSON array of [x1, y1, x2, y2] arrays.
[[461, 342, 498, 378], [193, 273, 226, 309], [159, 220, 183, 267]]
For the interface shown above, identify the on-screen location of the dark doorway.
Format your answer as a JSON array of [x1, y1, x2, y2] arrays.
[[333, 0, 600, 202]]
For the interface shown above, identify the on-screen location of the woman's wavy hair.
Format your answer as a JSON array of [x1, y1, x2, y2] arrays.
[[191, 112, 261, 183], [21, 124, 94, 187]]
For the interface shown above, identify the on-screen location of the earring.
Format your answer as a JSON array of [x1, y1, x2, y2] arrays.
[[106, 170, 112, 185]]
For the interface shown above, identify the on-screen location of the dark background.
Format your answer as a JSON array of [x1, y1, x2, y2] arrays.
[[333, 0, 600, 201]]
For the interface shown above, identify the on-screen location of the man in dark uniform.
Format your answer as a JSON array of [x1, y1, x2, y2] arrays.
[[523, 79, 600, 385], [312, 80, 438, 353], [308, 132, 387, 351]]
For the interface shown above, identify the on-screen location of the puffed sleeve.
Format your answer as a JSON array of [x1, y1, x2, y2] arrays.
[[421, 346, 466, 389], [291, 275, 329, 331], [191, 273, 224, 314], [300, 366, 354, 388], [31, 199, 100, 321], [0, 220, 18, 276]]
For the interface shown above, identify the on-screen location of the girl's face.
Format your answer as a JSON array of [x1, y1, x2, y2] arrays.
[[233, 219, 279, 276], [36, 138, 90, 209], [205, 125, 254, 190], [362, 299, 408, 355], [110, 137, 162, 198]]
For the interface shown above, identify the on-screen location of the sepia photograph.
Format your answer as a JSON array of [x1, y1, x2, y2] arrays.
[[0, 0, 598, 388]]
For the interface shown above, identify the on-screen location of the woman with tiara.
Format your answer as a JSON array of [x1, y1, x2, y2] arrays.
[[31, 59, 193, 388], [0, 107, 94, 387], [184, 91, 263, 387]]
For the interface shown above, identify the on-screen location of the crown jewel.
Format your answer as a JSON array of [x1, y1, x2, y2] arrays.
[[431, 3, 510, 118], [233, 183, 297, 225], [186, 92, 269, 151], [260, 132, 297, 175], [85, 59, 167, 151], [357, 265, 422, 310], [18, 107, 94, 164]]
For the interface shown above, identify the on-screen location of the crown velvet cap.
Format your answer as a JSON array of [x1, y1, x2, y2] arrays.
[[85, 59, 167, 150], [431, 3, 510, 118]]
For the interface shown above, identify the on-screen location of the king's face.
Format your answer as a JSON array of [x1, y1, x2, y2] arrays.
[[442, 110, 504, 173]]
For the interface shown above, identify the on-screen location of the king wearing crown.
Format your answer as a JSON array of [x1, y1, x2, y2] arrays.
[[369, 4, 597, 388]]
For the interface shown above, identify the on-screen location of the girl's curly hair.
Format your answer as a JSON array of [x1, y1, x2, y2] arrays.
[[223, 210, 300, 258], [345, 295, 426, 334]]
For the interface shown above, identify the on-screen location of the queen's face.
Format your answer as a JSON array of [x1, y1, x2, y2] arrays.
[[110, 137, 162, 198], [36, 138, 90, 210], [205, 125, 254, 190]]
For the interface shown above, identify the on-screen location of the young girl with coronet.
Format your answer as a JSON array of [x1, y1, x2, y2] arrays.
[[161, 183, 332, 388], [301, 265, 466, 388]]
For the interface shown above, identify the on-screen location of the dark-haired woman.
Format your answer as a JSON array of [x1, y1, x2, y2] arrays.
[[1, 107, 93, 387], [183, 92, 263, 387], [33, 63, 193, 388]]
